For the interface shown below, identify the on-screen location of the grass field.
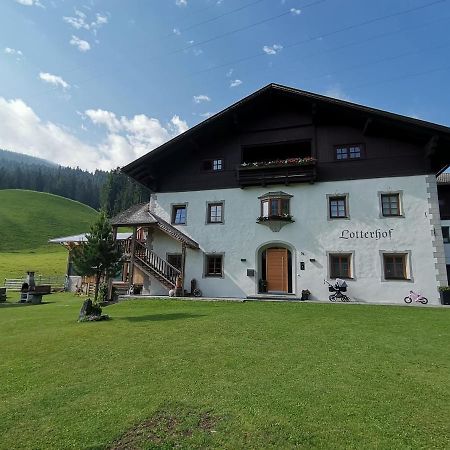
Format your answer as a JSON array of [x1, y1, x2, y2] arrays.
[[1, 294, 449, 449], [0, 190, 97, 282]]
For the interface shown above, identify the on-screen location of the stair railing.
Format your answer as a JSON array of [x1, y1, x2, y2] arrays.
[[134, 241, 181, 286]]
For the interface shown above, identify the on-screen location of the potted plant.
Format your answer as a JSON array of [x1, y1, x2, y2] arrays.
[[301, 289, 311, 301], [438, 286, 450, 305]]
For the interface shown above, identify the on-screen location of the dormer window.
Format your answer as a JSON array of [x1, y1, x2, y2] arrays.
[[257, 192, 294, 232], [203, 159, 223, 171]]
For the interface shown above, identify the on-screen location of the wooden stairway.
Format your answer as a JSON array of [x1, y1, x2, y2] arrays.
[[133, 241, 181, 290]]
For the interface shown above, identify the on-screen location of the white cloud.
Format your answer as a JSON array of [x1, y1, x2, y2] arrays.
[[200, 112, 213, 118], [0, 97, 189, 171], [230, 79, 242, 88], [176, 0, 187, 6], [63, 13, 89, 30], [226, 68, 234, 77], [4, 47, 23, 60], [85, 109, 189, 167], [290, 8, 301, 15], [39, 72, 70, 90], [84, 109, 121, 132], [70, 35, 91, 52], [15, 0, 43, 7], [93, 14, 108, 27], [173, 28, 181, 35], [193, 95, 211, 104], [63, 10, 108, 33], [263, 44, 283, 55]]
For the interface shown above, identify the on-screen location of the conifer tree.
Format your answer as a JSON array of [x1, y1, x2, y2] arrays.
[[71, 211, 122, 302]]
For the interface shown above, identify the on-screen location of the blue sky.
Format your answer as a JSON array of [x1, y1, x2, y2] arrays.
[[1, 0, 450, 170]]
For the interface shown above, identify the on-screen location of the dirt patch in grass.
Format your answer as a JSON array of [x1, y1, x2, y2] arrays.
[[110, 404, 222, 449]]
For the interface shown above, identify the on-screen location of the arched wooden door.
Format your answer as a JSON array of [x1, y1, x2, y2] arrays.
[[266, 248, 289, 293]]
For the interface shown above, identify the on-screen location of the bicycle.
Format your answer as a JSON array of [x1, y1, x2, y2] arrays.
[[404, 290, 428, 305]]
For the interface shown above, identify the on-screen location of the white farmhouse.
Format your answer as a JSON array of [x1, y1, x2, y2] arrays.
[[111, 84, 450, 305]]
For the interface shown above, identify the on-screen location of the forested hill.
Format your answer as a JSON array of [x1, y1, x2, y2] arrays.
[[0, 149, 150, 214], [0, 149, 56, 167]]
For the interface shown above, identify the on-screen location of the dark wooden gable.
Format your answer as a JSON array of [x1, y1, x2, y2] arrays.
[[122, 84, 450, 192]]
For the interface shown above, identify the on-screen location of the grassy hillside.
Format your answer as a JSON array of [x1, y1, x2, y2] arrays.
[[0, 190, 98, 281], [0, 190, 97, 251]]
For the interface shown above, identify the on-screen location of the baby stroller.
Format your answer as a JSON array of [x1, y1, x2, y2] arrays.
[[324, 279, 350, 302]]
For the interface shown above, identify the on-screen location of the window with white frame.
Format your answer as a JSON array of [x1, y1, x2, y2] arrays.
[[329, 196, 348, 219], [335, 144, 363, 160], [203, 159, 224, 171], [207, 202, 224, 224], [381, 193, 401, 217]]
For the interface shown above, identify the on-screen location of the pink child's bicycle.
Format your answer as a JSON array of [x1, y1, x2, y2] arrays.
[[404, 291, 428, 305]]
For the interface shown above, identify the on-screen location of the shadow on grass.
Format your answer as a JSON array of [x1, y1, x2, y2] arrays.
[[121, 313, 206, 322]]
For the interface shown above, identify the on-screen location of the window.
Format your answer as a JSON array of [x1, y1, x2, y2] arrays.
[[205, 254, 223, 277], [167, 254, 182, 270], [207, 202, 224, 224], [172, 204, 187, 225], [330, 254, 352, 279], [335, 144, 363, 160], [260, 198, 290, 219], [329, 196, 348, 218], [383, 254, 407, 280], [443, 226, 450, 244], [381, 193, 401, 217], [203, 159, 223, 171]]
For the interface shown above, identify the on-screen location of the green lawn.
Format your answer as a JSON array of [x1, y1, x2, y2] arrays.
[[0, 246, 68, 283], [1, 294, 449, 449]]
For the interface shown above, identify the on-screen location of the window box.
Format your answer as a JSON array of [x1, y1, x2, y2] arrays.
[[237, 158, 316, 187], [257, 214, 293, 222]]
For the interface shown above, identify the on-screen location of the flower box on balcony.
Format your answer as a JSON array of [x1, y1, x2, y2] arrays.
[[256, 215, 295, 232], [237, 158, 317, 187]]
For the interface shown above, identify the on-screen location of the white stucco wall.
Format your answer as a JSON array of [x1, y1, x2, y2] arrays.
[[144, 174, 445, 304]]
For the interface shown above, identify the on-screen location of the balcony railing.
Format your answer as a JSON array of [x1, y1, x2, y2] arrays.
[[237, 158, 317, 187]]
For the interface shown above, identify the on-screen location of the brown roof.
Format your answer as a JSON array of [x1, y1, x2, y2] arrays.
[[110, 203, 199, 249], [122, 83, 450, 183]]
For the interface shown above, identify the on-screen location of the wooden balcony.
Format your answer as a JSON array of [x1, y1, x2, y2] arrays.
[[237, 160, 317, 187]]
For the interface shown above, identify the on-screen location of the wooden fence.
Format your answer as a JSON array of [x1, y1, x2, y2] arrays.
[[3, 275, 66, 291]]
